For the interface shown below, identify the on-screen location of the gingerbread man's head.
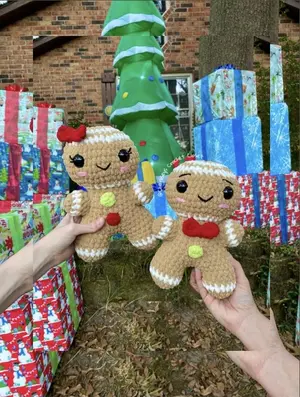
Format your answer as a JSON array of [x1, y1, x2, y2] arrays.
[[166, 160, 241, 222], [60, 125, 139, 188]]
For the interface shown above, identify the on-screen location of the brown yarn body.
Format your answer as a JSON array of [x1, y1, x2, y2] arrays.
[[150, 161, 245, 299], [61, 126, 158, 263]]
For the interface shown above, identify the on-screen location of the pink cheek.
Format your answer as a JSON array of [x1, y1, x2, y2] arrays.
[[219, 203, 230, 209], [120, 166, 129, 173], [77, 171, 88, 177], [176, 197, 185, 203]]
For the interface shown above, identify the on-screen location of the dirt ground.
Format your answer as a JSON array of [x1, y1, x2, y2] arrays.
[[48, 298, 268, 397]]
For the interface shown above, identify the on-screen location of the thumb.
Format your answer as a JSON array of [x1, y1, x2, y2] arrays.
[[73, 218, 106, 235]]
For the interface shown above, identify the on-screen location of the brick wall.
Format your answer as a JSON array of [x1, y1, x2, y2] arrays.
[[0, 0, 298, 123], [0, 36, 33, 90]]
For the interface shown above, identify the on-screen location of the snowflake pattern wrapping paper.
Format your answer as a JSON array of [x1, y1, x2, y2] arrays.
[[270, 103, 291, 175], [193, 117, 263, 176], [193, 69, 258, 125], [270, 44, 284, 104]]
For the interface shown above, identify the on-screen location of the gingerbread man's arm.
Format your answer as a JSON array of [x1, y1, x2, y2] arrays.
[[219, 219, 245, 247], [63, 190, 90, 217], [153, 216, 179, 241], [131, 181, 153, 206]]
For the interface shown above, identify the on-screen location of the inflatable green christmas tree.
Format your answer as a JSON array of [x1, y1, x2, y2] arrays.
[[102, 0, 183, 176]]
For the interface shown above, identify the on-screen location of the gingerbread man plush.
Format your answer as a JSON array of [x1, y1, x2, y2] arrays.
[[58, 125, 158, 263], [150, 160, 244, 299]]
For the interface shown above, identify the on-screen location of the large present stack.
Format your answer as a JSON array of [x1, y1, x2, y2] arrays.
[[0, 86, 83, 395]]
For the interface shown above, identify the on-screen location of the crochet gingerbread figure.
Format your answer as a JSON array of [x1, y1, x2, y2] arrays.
[[57, 125, 158, 263], [150, 160, 244, 299]]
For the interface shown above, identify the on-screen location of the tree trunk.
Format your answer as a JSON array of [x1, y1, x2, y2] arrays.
[[199, 0, 280, 77]]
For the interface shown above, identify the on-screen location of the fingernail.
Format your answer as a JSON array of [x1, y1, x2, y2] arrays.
[[195, 269, 201, 276]]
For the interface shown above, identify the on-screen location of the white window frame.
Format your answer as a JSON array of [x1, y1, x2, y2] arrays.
[[115, 73, 194, 150]]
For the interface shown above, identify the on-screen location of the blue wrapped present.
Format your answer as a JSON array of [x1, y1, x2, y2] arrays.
[[144, 177, 177, 219], [193, 69, 258, 125], [270, 103, 291, 175], [194, 117, 263, 176], [0, 142, 9, 199]]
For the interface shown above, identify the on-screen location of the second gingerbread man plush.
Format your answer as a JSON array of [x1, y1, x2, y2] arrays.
[[150, 160, 244, 299]]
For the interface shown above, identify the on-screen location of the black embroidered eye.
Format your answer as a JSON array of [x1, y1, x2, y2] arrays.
[[70, 154, 84, 168], [223, 186, 234, 200], [118, 148, 131, 162], [176, 180, 188, 193]]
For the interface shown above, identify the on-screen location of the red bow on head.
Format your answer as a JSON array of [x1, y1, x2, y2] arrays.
[[182, 218, 220, 239], [57, 125, 87, 143]]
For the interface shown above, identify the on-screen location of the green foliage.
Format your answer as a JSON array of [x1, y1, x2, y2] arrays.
[[255, 36, 300, 170], [67, 111, 91, 129]]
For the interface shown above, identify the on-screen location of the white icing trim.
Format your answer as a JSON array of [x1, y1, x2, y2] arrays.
[[132, 182, 149, 204], [110, 101, 178, 120], [132, 234, 157, 248], [150, 266, 181, 286], [70, 191, 82, 216], [69, 132, 127, 146], [102, 13, 165, 37], [155, 216, 174, 240], [174, 162, 236, 179], [76, 247, 108, 259], [202, 281, 236, 294], [224, 219, 239, 247], [114, 46, 164, 67], [177, 213, 219, 223]]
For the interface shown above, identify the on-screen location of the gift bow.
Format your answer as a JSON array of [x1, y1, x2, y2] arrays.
[[182, 218, 220, 239], [5, 84, 28, 92], [57, 125, 87, 143], [153, 182, 166, 197]]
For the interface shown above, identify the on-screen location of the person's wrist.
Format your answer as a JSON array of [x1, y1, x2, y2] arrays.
[[233, 308, 275, 350]]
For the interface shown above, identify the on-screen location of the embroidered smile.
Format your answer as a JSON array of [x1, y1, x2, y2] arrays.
[[198, 195, 214, 203], [96, 163, 111, 171]]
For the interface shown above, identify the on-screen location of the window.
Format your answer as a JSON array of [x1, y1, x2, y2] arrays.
[[163, 74, 194, 153], [115, 74, 194, 153]]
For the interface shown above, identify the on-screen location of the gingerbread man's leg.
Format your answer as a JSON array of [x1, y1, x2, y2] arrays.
[[150, 241, 187, 289], [75, 229, 111, 263], [197, 248, 236, 299], [123, 207, 158, 251]]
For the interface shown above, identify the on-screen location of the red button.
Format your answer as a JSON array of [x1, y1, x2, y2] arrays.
[[106, 213, 121, 226]]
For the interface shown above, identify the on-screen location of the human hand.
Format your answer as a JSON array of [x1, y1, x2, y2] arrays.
[[227, 311, 299, 397], [33, 214, 105, 280], [190, 257, 282, 351]]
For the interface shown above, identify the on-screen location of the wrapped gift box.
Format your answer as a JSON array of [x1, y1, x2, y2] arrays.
[[0, 212, 24, 265], [32, 105, 64, 151], [194, 117, 263, 176], [20, 144, 40, 201], [193, 69, 258, 125], [33, 194, 64, 228], [0, 143, 23, 201], [0, 85, 33, 145], [0, 201, 34, 246], [270, 44, 284, 104], [270, 103, 291, 175], [49, 150, 69, 195]]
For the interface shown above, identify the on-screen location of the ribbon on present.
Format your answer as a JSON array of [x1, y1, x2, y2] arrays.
[[277, 174, 288, 244], [251, 173, 261, 228], [296, 286, 300, 346], [6, 143, 22, 201], [36, 104, 54, 149], [152, 182, 167, 216], [5, 84, 28, 92], [38, 148, 50, 194], [4, 91, 19, 144], [0, 200, 13, 213], [214, 64, 236, 71], [60, 262, 80, 331]]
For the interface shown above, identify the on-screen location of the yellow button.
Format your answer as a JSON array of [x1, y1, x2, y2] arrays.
[[188, 245, 203, 259], [100, 192, 116, 207], [122, 92, 129, 99]]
